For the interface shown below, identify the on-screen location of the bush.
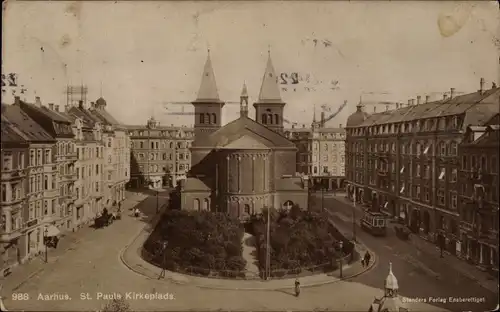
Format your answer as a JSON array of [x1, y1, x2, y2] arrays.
[[101, 297, 130, 312], [250, 205, 351, 274], [143, 210, 247, 277]]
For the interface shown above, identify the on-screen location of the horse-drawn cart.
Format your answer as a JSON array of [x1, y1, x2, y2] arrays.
[[94, 212, 114, 229]]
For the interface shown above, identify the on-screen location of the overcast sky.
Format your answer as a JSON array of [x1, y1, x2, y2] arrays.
[[2, 1, 499, 127]]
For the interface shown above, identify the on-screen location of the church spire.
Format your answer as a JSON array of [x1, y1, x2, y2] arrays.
[[195, 49, 220, 102], [257, 49, 283, 103], [313, 104, 317, 122], [240, 82, 249, 118], [384, 262, 399, 297]]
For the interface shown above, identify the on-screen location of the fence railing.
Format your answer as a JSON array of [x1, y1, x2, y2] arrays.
[[141, 247, 358, 280]]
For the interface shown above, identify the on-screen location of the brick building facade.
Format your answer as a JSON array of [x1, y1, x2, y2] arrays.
[[345, 80, 499, 259]]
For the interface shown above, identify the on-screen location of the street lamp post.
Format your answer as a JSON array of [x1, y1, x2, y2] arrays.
[[338, 240, 344, 278], [158, 241, 168, 279], [156, 189, 160, 214], [44, 228, 48, 263]]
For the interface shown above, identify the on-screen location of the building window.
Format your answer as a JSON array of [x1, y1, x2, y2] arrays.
[[30, 150, 35, 166], [450, 142, 458, 156], [480, 155, 487, 170], [439, 167, 445, 180], [492, 156, 498, 173], [52, 173, 56, 189], [450, 168, 457, 182], [140, 142, 144, 148], [451, 193, 457, 209], [424, 187, 430, 202], [416, 164, 421, 177], [44, 200, 48, 215], [439, 142, 446, 156], [108, 138, 112, 147], [44, 175, 49, 190], [52, 199, 56, 214], [462, 155, 467, 170], [37, 149, 42, 165], [437, 189, 445, 205]]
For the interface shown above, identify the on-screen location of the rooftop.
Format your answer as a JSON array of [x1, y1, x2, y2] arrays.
[[1, 104, 55, 142]]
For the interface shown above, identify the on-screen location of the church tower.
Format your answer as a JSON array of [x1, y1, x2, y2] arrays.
[[192, 50, 225, 141], [240, 82, 249, 118], [253, 49, 286, 133]]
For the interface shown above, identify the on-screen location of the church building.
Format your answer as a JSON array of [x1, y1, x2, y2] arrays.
[[179, 51, 309, 220]]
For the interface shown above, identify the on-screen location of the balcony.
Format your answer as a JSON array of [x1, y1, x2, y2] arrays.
[[1, 168, 25, 181]]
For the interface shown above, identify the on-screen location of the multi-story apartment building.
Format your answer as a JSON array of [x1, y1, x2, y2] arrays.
[[2, 101, 58, 261], [458, 119, 499, 268], [284, 110, 346, 190], [1, 118, 29, 273], [67, 102, 105, 227], [127, 117, 194, 189], [89, 97, 130, 207], [18, 98, 78, 232], [345, 79, 499, 258]]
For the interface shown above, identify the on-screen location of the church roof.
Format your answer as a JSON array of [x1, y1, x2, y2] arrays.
[[219, 134, 270, 150], [194, 51, 222, 103], [183, 177, 211, 191], [257, 51, 283, 103], [196, 116, 296, 149]]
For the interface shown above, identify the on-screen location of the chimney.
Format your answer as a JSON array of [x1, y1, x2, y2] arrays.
[[492, 82, 497, 89], [320, 112, 325, 126], [78, 100, 84, 109], [385, 105, 389, 111], [55, 105, 60, 112], [35, 96, 42, 107], [292, 124, 295, 129], [48, 103, 54, 110], [425, 95, 430, 103], [373, 106, 376, 113], [450, 88, 455, 99], [443, 94, 448, 100], [417, 95, 421, 105], [302, 124, 305, 128], [479, 77, 485, 94], [14, 96, 20, 105]]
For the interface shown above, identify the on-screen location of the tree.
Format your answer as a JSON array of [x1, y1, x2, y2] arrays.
[[101, 297, 131, 312]]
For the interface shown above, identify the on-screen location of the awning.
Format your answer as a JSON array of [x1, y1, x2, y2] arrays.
[[46, 225, 61, 237]]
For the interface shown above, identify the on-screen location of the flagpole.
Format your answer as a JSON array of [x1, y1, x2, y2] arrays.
[[353, 188, 357, 242], [266, 206, 271, 280]]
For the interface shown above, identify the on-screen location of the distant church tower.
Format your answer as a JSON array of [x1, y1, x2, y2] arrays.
[[192, 50, 225, 142], [253, 49, 285, 133], [240, 82, 249, 118]]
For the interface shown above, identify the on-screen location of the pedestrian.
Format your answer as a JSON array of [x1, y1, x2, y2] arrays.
[[134, 208, 140, 218], [364, 251, 371, 267], [294, 278, 301, 297]]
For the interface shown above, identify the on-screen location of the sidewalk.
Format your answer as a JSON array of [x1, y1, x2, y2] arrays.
[[330, 194, 499, 294], [0, 192, 149, 294], [120, 216, 377, 290], [241, 233, 260, 279]]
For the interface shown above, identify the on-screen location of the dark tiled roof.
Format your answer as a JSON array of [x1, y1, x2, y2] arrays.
[[355, 88, 500, 128], [1, 122, 27, 143], [19, 102, 71, 123], [90, 108, 122, 126], [197, 116, 295, 148], [182, 177, 211, 191], [1, 104, 55, 142], [471, 126, 499, 146], [67, 107, 95, 128], [125, 124, 194, 131]]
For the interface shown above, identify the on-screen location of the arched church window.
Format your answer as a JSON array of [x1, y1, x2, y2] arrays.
[[274, 114, 279, 124], [212, 113, 217, 124], [194, 199, 200, 211], [267, 114, 273, 124], [262, 114, 267, 124], [199, 113, 204, 124]]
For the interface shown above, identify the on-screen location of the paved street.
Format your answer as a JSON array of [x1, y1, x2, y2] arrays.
[[1, 193, 457, 311], [314, 193, 498, 312]]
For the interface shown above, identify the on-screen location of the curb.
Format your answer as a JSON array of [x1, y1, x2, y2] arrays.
[[119, 226, 378, 291]]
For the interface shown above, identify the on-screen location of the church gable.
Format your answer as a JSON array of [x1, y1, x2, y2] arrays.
[[221, 133, 271, 150]]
